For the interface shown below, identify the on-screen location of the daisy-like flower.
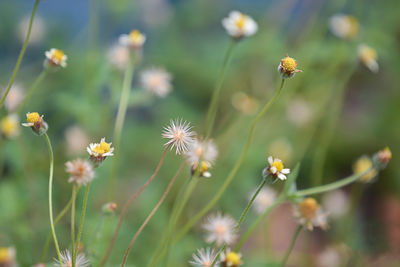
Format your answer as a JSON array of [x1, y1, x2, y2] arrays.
[[203, 213, 238, 247], [231, 92, 259, 115], [352, 155, 377, 183], [294, 198, 328, 231], [329, 14, 359, 40], [220, 249, 243, 267], [139, 67, 173, 97], [162, 119, 196, 155], [358, 44, 379, 73], [191, 160, 213, 178], [222, 11, 258, 40], [185, 138, 218, 166], [278, 55, 302, 79], [87, 138, 114, 166], [4, 83, 24, 112], [251, 187, 277, 215], [44, 48, 67, 68], [55, 250, 89, 267], [1, 114, 20, 139], [0, 247, 17, 267], [22, 112, 48, 135], [65, 158, 95, 186], [119, 29, 146, 50], [190, 247, 218, 267], [262, 156, 290, 182], [107, 44, 130, 71]]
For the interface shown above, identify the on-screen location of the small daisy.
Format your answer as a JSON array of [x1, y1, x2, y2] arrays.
[[55, 250, 89, 267], [251, 187, 277, 215], [119, 29, 146, 49], [278, 55, 302, 79], [45, 48, 67, 68], [185, 138, 218, 166], [203, 213, 238, 247], [0, 247, 17, 267], [65, 158, 95, 186], [222, 11, 258, 40], [329, 14, 359, 40], [293, 198, 328, 231], [22, 112, 48, 135], [1, 114, 20, 139], [139, 67, 173, 97], [87, 138, 114, 166], [162, 119, 196, 155], [190, 247, 217, 267], [220, 249, 243, 267], [107, 44, 130, 71], [263, 156, 290, 181], [191, 160, 213, 178], [352, 155, 377, 183], [358, 44, 379, 73]]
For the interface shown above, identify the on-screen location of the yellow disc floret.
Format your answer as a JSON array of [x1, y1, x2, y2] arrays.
[[299, 198, 318, 220], [1, 116, 18, 137], [226, 252, 241, 266], [26, 112, 41, 124], [0, 248, 10, 263], [200, 161, 210, 173], [100, 140, 111, 153], [53, 49, 65, 62], [129, 30, 142, 41], [235, 14, 247, 30], [281, 56, 298, 72], [271, 161, 284, 173]]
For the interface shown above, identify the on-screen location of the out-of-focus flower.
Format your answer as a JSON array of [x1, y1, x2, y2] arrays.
[[322, 190, 349, 219], [55, 250, 89, 267], [102, 202, 117, 215], [375, 147, 392, 169], [22, 112, 48, 135], [4, 84, 24, 112], [190, 247, 217, 267], [185, 138, 218, 166], [220, 249, 243, 267], [315, 247, 341, 267], [278, 55, 302, 79], [262, 156, 290, 182], [358, 44, 379, 73], [139, 67, 173, 97], [44, 48, 67, 68], [286, 98, 313, 127], [162, 119, 196, 155], [353, 155, 377, 183], [222, 11, 258, 40], [203, 213, 238, 247], [231, 92, 259, 115], [0, 247, 17, 267], [17, 15, 46, 45], [107, 44, 130, 71], [64, 126, 89, 156], [251, 187, 277, 215], [268, 138, 293, 164], [1, 114, 20, 139], [329, 14, 359, 40], [87, 138, 114, 166], [65, 158, 95, 186], [119, 30, 146, 50], [294, 198, 328, 231], [191, 160, 212, 178]]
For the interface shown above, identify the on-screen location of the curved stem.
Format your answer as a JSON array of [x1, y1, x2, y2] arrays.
[[98, 147, 168, 267], [44, 133, 63, 266], [0, 0, 41, 108], [280, 225, 303, 267], [174, 79, 286, 243], [205, 40, 236, 138], [74, 183, 90, 264], [121, 163, 185, 267], [71, 185, 77, 267], [16, 69, 49, 113]]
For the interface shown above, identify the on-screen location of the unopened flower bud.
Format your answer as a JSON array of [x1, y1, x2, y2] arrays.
[[102, 202, 117, 215]]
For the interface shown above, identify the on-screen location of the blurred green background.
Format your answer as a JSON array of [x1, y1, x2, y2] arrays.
[[0, 0, 399, 266]]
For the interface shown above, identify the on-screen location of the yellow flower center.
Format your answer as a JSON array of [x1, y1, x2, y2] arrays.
[[100, 141, 111, 153], [226, 252, 241, 266], [0, 248, 10, 262], [235, 14, 247, 30], [53, 49, 65, 62], [26, 112, 41, 123], [345, 16, 359, 38], [353, 156, 376, 182], [271, 161, 284, 172], [359, 46, 377, 62], [281, 57, 298, 72], [299, 198, 318, 219], [200, 161, 210, 173], [129, 30, 142, 41], [1, 117, 18, 137]]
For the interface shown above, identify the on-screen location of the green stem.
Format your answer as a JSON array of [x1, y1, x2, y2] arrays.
[[0, 0, 41, 108], [280, 225, 303, 267], [74, 183, 91, 264], [174, 79, 286, 243], [16, 69, 49, 113], [205, 40, 236, 138], [44, 133, 63, 266], [71, 185, 77, 267]]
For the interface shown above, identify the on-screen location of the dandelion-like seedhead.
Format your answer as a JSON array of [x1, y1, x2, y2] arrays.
[[222, 11, 258, 40], [185, 138, 218, 166], [87, 137, 114, 166], [220, 249, 243, 267], [203, 212, 238, 247], [22, 112, 48, 135], [162, 119, 196, 155], [54, 250, 89, 267], [190, 247, 218, 267], [44, 48, 67, 69], [65, 158, 95, 186], [329, 14, 359, 40], [293, 197, 329, 231], [278, 55, 302, 79], [1, 114, 20, 139], [139, 67, 173, 98], [262, 156, 290, 183], [358, 44, 379, 73], [119, 29, 146, 50]]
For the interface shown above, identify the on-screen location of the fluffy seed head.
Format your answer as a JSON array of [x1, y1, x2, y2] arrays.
[[203, 213, 237, 246], [140, 67, 173, 97], [190, 247, 217, 267], [162, 119, 196, 155], [65, 158, 95, 186], [55, 250, 89, 267]]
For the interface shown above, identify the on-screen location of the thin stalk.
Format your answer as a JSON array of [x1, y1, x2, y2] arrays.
[[0, 0, 41, 108], [121, 163, 185, 267], [174, 79, 286, 243], [205, 40, 236, 138], [44, 133, 63, 266], [74, 183, 91, 264], [280, 225, 303, 267], [108, 55, 136, 200], [71, 185, 77, 267], [98, 147, 168, 267], [17, 69, 49, 112]]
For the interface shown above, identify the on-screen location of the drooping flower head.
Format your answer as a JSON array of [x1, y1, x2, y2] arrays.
[[278, 55, 302, 79], [0, 247, 17, 267], [352, 155, 377, 183], [87, 138, 114, 166], [162, 119, 195, 155], [119, 29, 146, 50], [22, 112, 48, 135], [1, 114, 20, 139], [190, 247, 218, 267], [294, 197, 328, 231], [222, 11, 258, 40], [263, 156, 290, 182], [329, 14, 359, 40], [220, 249, 243, 267], [203, 212, 238, 247], [358, 44, 379, 73], [140, 67, 173, 98], [250, 186, 277, 214], [65, 158, 95, 186], [45, 48, 67, 68], [191, 160, 213, 178], [185, 138, 218, 165], [54, 250, 89, 267]]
